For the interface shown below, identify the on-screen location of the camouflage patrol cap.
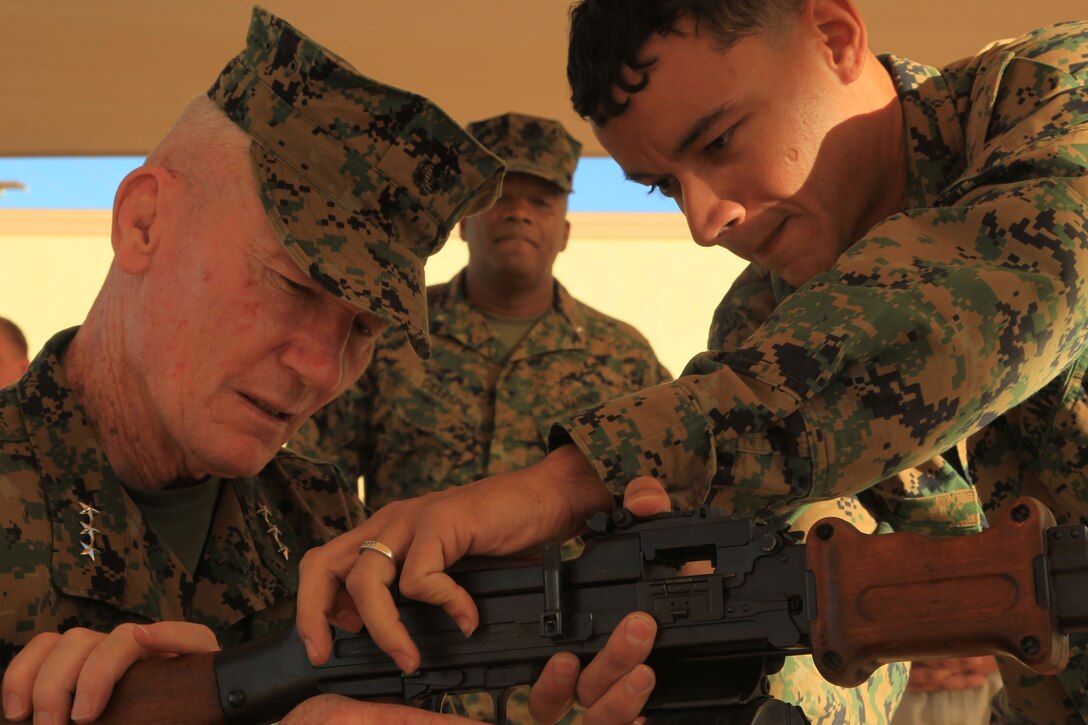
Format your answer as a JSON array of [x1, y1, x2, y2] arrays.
[[207, 6, 505, 358], [467, 113, 582, 193]]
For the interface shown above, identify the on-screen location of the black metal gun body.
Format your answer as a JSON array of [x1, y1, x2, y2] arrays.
[[89, 496, 1088, 725], [216, 507, 812, 724]]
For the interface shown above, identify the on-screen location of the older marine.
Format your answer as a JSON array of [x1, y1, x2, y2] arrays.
[[0, 8, 655, 724]]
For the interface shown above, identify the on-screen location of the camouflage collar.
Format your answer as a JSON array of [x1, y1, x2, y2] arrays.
[[429, 270, 589, 361], [881, 53, 968, 210], [15, 328, 294, 624]]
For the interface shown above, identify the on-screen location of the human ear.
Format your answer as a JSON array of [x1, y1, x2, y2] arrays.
[[111, 165, 171, 274], [807, 0, 867, 83], [559, 220, 571, 253]]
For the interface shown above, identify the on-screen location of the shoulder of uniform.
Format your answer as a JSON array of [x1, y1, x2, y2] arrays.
[[972, 21, 1088, 73]]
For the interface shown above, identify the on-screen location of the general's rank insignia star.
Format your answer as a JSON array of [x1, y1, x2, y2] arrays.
[[256, 503, 289, 561], [80, 541, 101, 562], [77, 500, 103, 565]]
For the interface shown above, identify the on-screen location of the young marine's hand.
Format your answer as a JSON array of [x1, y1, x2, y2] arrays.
[[278, 622, 658, 725], [622, 476, 676, 518], [1, 621, 219, 723], [523, 476, 666, 723], [295, 444, 610, 670], [528, 613, 658, 725]]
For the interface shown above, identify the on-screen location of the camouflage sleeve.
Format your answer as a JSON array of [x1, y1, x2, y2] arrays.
[[291, 369, 377, 485], [556, 124, 1088, 523]]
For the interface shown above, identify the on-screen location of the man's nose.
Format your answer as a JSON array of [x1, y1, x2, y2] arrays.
[[282, 310, 354, 393], [500, 195, 533, 222], [681, 179, 745, 248]]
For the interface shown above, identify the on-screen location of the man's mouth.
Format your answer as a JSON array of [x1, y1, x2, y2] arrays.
[[495, 234, 536, 246], [752, 218, 788, 265], [241, 393, 292, 421]]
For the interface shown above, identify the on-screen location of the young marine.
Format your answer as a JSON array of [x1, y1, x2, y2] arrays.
[[294, 1, 1088, 723]]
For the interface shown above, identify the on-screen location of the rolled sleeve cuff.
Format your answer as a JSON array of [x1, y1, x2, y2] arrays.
[[549, 381, 716, 505]]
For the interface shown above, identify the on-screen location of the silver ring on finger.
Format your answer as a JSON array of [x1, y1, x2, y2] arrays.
[[358, 539, 398, 567]]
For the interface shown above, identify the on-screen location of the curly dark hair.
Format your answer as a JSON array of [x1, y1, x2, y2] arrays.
[[568, 0, 804, 126]]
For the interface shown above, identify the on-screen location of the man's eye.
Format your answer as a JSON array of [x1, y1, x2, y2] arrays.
[[353, 317, 380, 338], [647, 178, 675, 198], [704, 126, 736, 154], [278, 274, 311, 295]]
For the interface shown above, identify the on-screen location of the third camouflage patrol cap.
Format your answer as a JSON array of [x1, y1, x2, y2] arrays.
[[208, 6, 505, 358], [467, 113, 582, 193]]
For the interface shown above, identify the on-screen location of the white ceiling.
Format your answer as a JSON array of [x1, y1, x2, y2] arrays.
[[1, 0, 1082, 157]]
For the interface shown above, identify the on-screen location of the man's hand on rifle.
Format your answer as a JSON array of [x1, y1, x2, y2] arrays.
[[295, 444, 610, 670], [274, 625, 658, 725], [294, 456, 675, 723], [0, 615, 655, 725], [1, 621, 219, 723]]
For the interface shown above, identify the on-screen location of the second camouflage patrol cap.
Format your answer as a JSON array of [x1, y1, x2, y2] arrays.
[[208, 6, 505, 358], [467, 113, 582, 193]]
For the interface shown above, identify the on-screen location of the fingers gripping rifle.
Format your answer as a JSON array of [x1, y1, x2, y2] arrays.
[[90, 497, 1088, 724]]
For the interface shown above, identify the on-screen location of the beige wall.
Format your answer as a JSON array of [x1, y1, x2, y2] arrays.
[[0, 211, 114, 357], [0, 210, 745, 378]]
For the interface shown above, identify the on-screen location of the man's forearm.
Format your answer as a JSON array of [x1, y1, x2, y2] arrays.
[[532, 444, 612, 541]]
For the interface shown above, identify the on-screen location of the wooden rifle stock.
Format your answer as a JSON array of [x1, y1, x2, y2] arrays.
[[813, 494, 1066, 687], [94, 652, 224, 724], [13, 496, 1081, 725], [808, 497, 1067, 686]]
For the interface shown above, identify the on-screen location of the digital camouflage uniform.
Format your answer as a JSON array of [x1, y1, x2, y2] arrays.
[[555, 22, 1088, 724], [0, 0, 506, 687], [295, 272, 670, 509], [0, 329, 366, 666]]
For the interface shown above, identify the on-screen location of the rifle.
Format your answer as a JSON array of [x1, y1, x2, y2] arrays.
[[77, 496, 1088, 724]]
